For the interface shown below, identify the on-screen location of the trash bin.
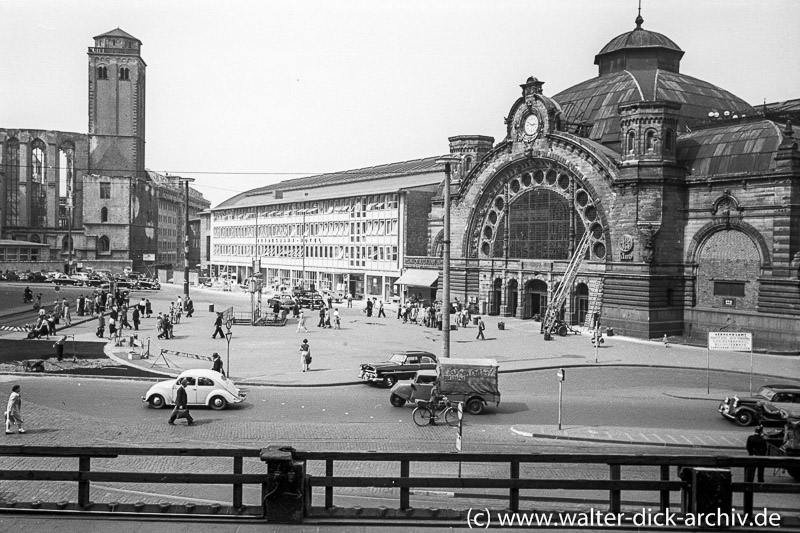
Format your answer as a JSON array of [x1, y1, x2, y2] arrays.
[[209, 304, 215, 313], [54, 335, 67, 361], [480, 301, 487, 315], [606, 327, 614, 337], [473, 316, 480, 325], [498, 321, 505, 330]]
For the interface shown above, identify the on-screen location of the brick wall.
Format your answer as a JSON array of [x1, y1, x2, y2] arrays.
[[697, 229, 760, 309]]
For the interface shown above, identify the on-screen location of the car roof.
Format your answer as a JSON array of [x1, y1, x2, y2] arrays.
[[393, 350, 436, 357], [761, 384, 800, 391], [177, 369, 225, 380]]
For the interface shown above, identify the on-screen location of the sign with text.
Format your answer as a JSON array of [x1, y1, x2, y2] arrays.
[[708, 332, 752, 351], [143, 253, 156, 262]]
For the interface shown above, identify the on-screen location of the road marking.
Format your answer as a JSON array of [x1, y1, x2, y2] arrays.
[[666, 435, 680, 444], [623, 432, 634, 441], [651, 434, 666, 443], [638, 433, 651, 442], [680, 435, 694, 444]]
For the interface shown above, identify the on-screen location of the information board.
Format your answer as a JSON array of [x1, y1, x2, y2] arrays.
[[708, 332, 752, 351]]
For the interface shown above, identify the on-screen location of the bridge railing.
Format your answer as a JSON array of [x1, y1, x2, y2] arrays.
[[0, 445, 797, 525]]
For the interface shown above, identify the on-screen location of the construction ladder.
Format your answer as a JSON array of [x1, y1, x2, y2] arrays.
[[542, 231, 591, 336], [583, 278, 604, 329]]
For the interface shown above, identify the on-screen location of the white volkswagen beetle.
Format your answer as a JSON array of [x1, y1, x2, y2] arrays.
[[142, 369, 246, 410]]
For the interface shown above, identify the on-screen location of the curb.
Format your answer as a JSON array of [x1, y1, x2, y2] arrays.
[[509, 426, 743, 451]]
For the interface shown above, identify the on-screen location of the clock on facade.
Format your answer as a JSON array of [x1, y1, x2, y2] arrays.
[[523, 112, 541, 137]]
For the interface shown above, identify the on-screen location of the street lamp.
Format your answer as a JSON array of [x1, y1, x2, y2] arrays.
[[436, 154, 461, 359], [225, 319, 233, 376], [178, 177, 196, 299]]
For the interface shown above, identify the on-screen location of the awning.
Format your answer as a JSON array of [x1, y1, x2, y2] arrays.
[[394, 269, 439, 287]]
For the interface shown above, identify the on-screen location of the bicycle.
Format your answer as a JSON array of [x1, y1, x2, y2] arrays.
[[412, 397, 459, 427]]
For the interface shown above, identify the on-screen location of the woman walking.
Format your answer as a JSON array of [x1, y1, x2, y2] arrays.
[[5, 385, 25, 434], [300, 339, 311, 372]]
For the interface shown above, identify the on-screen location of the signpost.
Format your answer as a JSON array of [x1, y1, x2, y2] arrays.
[[456, 401, 464, 478], [707, 332, 753, 394], [225, 319, 233, 376], [556, 368, 565, 430]]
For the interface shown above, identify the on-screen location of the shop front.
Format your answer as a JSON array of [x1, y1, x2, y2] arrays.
[[394, 269, 439, 306]]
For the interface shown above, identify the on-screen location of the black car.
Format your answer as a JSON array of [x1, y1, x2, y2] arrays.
[[358, 350, 438, 388], [297, 291, 325, 310], [718, 384, 800, 426], [137, 279, 161, 290], [27, 271, 49, 283]]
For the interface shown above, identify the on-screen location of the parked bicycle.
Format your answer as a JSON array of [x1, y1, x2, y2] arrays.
[[412, 396, 459, 427]]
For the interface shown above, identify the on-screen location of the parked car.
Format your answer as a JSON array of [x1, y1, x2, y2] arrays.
[[142, 369, 246, 410], [27, 271, 49, 283], [48, 273, 75, 285], [718, 384, 800, 426], [297, 291, 325, 310], [266, 294, 297, 311], [137, 279, 161, 290], [0, 271, 21, 282], [359, 350, 438, 388], [69, 273, 91, 286], [322, 289, 346, 303]]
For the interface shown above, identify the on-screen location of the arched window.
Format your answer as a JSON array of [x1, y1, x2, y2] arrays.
[[664, 129, 674, 151], [31, 139, 47, 185], [101, 207, 108, 222], [30, 234, 41, 243], [119, 67, 130, 80], [97, 66, 108, 79], [464, 156, 473, 176], [62, 235, 73, 251], [627, 131, 635, 154], [98, 236, 110, 254], [645, 130, 656, 152], [5, 138, 20, 226]]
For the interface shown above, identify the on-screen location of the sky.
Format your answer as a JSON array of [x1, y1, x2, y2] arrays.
[[1, 0, 798, 208]]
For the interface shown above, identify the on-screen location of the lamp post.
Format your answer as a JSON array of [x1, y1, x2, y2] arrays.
[[178, 177, 195, 299], [436, 155, 461, 359]]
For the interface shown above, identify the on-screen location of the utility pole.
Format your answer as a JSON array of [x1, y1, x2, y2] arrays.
[[436, 155, 461, 359], [66, 190, 74, 275], [179, 177, 195, 298]]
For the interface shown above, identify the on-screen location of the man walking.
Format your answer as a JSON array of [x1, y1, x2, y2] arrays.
[[346, 292, 353, 308], [132, 305, 140, 330], [185, 296, 194, 318], [378, 300, 386, 318], [317, 307, 326, 328], [476, 317, 486, 340], [745, 426, 768, 483], [5, 385, 25, 434], [168, 379, 194, 425], [212, 312, 225, 339]]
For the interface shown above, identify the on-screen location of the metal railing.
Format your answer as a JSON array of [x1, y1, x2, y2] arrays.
[[0, 445, 797, 525]]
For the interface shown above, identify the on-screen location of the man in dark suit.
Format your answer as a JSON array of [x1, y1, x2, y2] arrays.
[[211, 353, 225, 377], [168, 379, 194, 425], [212, 312, 224, 339], [745, 426, 768, 483]]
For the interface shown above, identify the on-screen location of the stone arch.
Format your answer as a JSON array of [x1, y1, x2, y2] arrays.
[[695, 229, 761, 309], [465, 158, 608, 262], [686, 218, 770, 268], [431, 229, 444, 257]]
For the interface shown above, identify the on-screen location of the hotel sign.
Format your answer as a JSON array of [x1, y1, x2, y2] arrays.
[[404, 256, 442, 269]]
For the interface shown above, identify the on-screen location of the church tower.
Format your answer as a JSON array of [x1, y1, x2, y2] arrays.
[[87, 29, 146, 177]]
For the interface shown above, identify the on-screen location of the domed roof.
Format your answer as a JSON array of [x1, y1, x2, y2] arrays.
[[597, 14, 681, 57], [553, 70, 756, 152]]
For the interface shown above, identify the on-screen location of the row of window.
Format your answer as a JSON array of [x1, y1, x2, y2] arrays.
[[0, 247, 41, 261], [625, 128, 674, 154], [213, 244, 399, 262], [213, 219, 399, 239], [96, 66, 130, 80], [214, 194, 399, 221]]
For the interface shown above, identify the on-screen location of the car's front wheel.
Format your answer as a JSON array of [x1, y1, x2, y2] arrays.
[[210, 395, 228, 410], [384, 376, 397, 388], [390, 394, 406, 407], [466, 398, 484, 415], [735, 410, 754, 426], [148, 394, 166, 409]]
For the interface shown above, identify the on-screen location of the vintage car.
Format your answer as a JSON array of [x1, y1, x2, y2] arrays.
[[390, 369, 438, 407], [48, 273, 74, 285], [359, 350, 437, 388], [137, 279, 161, 290], [297, 291, 325, 310], [718, 384, 800, 426], [142, 369, 246, 410], [69, 273, 91, 286], [267, 294, 297, 311], [27, 271, 49, 283]]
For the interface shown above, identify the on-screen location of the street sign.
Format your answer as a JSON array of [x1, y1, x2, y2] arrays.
[[708, 332, 752, 351], [455, 433, 462, 452], [556, 368, 565, 381], [54, 286, 60, 292]]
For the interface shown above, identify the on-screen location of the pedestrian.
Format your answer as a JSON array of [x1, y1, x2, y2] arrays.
[[212, 312, 224, 339], [300, 339, 311, 372], [663, 334, 670, 348], [132, 305, 140, 330], [347, 292, 353, 308], [62, 300, 71, 326], [139, 297, 146, 316], [327, 296, 333, 309], [476, 317, 486, 340], [157, 313, 166, 339], [333, 308, 341, 329], [35, 293, 42, 310], [108, 314, 117, 340], [317, 307, 326, 328], [77, 294, 85, 316], [168, 379, 194, 425], [5, 385, 25, 434], [46, 313, 56, 336], [366, 298, 373, 317], [52, 300, 61, 325], [96, 313, 105, 338], [293, 302, 300, 318], [296, 310, 308, 333], [324, 307, 332, 328], [145, 298, 152, 318], [185, 296, 194, 318], [211, 353, 225, 377], [745, 426, 768, 483]]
